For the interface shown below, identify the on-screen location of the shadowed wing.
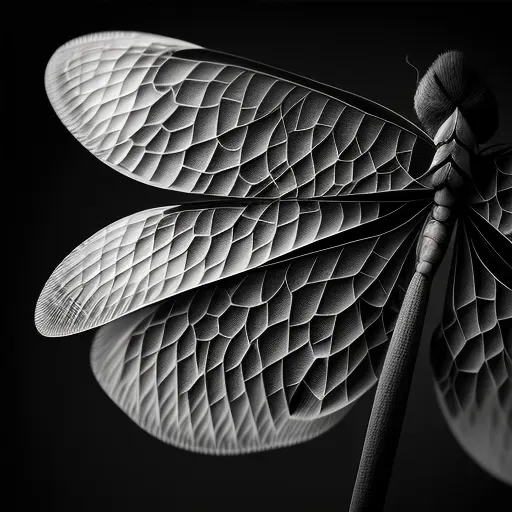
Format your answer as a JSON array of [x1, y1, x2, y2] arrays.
[[91, 205, 428, 453], [469, 145, 511, 237], [431, 207, 512, 484], [45, 31, 433, 198]]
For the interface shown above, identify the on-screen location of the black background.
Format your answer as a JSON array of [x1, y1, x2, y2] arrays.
[[10, 2, 512, 511]]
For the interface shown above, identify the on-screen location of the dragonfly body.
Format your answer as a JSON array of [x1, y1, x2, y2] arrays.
[[36, 33, 511, 511], [350, 107, 480, 511]]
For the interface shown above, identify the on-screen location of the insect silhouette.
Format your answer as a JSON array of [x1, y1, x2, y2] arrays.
[[35, 32, 511, 511]]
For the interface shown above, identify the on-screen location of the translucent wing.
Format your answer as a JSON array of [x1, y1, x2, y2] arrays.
[[91, 205, 427, 453], [35, 200, 428, 337], [431, 211, 512, 485], [469, 145, 512, 237], [45, 31, 433, 198]]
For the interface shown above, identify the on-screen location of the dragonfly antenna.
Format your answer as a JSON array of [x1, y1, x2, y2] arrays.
[[405, 54, 420, 86]]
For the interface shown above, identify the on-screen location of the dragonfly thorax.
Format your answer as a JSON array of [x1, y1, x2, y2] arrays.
[[414, 110, 477, 277], [415, 108, 480, 277], [430, 108, 477, 205]]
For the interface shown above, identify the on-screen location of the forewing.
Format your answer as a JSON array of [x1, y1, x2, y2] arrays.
[[90, 206, 426, 453], [46, 31, 433, 198], [431, 213, 512, 485], [36, 200, 425, 337], [470, 145, 512, 237]]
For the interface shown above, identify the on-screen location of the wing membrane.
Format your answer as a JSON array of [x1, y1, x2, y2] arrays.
[[35, 200, 426, 337], [431, 214, 512, 485], [46, 31, 433, 198], [90, 206, 425, 453], [469, 145, 511, 237], [92, 306, 354, 454]]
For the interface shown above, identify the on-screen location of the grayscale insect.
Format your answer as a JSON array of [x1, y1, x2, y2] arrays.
[[35, 32, 511, 511]]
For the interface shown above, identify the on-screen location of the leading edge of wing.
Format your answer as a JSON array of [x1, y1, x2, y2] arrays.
[[44, 31, 434, 198], [45, 32, 432, 142], [35, 199, 430, 337], [177, 47, 433, 145]]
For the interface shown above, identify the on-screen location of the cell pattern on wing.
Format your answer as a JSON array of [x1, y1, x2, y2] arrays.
[[36, 200, 405, 336], [470, 148, 512, 237], [431, 221, 512, 484], [91, 212, 421, 453], [46, 34, 429, 198]]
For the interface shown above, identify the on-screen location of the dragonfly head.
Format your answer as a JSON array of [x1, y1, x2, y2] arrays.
[[414, 50, 499, 186], [414, 50, 498, 148]]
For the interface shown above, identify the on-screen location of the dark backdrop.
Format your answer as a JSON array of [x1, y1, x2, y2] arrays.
[[11, 2, 512, 511]]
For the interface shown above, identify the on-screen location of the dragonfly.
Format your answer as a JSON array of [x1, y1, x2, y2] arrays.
[[35, 31, 511, 511]]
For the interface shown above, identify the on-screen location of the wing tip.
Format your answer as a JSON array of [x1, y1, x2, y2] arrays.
[[34, 283, 85, 338], [44, 31, 202, 136]]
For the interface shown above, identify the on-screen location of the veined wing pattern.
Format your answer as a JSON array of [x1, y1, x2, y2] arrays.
[[469, 145, 511, 237], [37, 31, 435, 337], [91, 206, 426, 453], [431, 205, 512, 484], [36, 201, 421, 337], [39, 32, 511, 469], [45, 31, 432, 198]]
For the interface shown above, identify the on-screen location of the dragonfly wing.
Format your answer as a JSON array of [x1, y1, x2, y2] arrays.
[[431, 212, 512, 485], [36, 200, 429, 337], [90, 205, 427, 453], [91, 306, 354, 454], [469, 145, 511, 237], [46, 31, 433, 198]]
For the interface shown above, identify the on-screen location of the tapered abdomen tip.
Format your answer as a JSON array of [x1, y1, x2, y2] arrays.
[[414, 50, 498, 143]]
